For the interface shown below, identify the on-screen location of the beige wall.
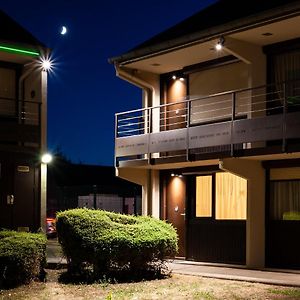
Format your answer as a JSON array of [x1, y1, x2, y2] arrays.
[[190, 61, 248, 96], [220, 158, 265, 269], [189, 61, 249, 124]]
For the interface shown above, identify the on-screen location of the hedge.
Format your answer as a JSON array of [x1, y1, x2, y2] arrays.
[[0, 230, 47, 288], [56, 209, 178, 279]]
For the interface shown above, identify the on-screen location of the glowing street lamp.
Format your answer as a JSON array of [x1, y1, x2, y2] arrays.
[[41, 153, 53, 164]]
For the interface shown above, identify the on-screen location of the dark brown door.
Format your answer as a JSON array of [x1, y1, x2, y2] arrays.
[[0, 155, 39, 231], [13, 162, 39, 230], [0, 159, 14, 228], [166, 174, 186, 257]]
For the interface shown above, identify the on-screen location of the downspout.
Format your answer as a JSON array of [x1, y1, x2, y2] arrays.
[[114, 64, 155, 108], [114, 64, 155, 216]]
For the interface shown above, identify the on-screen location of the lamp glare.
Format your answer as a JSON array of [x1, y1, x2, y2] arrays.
[[215, 43, 223, 51], [41, 153, 52, 164], [42, 60, 51, 71]]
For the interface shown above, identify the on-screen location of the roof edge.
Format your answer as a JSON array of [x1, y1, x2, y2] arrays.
[[109, 1, 300, 66]]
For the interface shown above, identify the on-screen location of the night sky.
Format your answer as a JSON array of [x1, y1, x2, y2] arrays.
[[2, 0, 215, 166]]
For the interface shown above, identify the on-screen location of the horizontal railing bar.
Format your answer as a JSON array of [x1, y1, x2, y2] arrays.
[[191, 98, 232, 110], [160, 120, 187, 128], [161, 114, 187, 122], [235, 105, 284, 116], [192, 113, 232, 123], [191, 105, 232, 116], [118, 127, 149, 135], [160, 107, 188, 114], [118, 121, 146, 129], [236, 97, 284, 108]]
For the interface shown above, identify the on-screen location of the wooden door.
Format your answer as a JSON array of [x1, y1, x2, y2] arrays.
[[166, 174, 186, 257]]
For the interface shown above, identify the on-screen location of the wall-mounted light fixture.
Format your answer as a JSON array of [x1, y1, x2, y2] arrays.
[[172, 75, 177, 80], [215, 36, 225, 51], [171, 173, 183, 178]]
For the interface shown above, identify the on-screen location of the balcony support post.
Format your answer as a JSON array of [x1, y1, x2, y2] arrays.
[[148, 108, 152, 164], [186, 100, 191, 161], [231, 92, 236, 156], [282, 82, 287, 153]]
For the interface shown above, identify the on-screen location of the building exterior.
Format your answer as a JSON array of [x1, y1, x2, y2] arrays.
[[0, 10, 49, 232], [47, 158, 142, 217], [110, 0, 300, 269]]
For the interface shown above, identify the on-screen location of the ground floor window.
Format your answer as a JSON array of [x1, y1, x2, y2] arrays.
[[270, 167, 300, 221], [195, 172, 247, 220], [270, 180, 300, 220]]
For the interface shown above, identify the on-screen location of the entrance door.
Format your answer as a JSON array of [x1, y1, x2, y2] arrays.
[[0, 154, 39, 231], [0, 159, 14, 228], [165, 174, 186, 257], [186, 173, 246, 264]]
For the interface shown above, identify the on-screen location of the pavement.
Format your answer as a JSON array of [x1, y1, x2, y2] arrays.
[[47, 239, 300, 287]]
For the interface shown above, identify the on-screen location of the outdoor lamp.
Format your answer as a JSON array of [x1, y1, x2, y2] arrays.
[[41, 153, 53, 164]]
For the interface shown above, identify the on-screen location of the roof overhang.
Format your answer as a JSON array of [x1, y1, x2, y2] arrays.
[[115, 13, 300, 75], [110, 1, 300, 70]]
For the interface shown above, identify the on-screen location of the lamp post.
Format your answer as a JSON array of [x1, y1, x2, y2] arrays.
[[41, 153, 53, 232]]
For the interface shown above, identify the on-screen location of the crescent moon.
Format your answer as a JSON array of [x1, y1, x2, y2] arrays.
[[60, 26, 67, 35]]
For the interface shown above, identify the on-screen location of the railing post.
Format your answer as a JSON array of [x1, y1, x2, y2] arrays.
[[186, 100, 191, 161], [231, 92, 236, 156], [148, 107, 152, 164], [282, 82, 287, 152]]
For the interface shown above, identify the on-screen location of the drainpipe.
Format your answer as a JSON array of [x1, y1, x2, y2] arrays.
[[114, 64, 155, 108], [114, 64, 155, 216]]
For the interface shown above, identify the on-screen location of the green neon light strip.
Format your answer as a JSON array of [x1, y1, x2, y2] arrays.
[[0, 45, 39, 57]]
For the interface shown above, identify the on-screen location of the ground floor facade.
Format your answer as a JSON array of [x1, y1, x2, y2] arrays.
[[118, 156, 300, 270]]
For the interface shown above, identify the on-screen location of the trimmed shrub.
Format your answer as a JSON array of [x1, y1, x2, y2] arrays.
[[56, 208, 178, 280], [0, 230, 47, 288]]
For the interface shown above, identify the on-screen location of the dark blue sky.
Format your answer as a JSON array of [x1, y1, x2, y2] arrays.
[[2, 0, 214, 165]]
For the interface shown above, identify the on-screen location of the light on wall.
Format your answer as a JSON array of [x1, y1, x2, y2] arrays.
[[171, 173, 183, 178], [215, 36, 225, 51], [172, 75, 177, 80], [41, 153, 53, 164], [40, 58, 52, 71]]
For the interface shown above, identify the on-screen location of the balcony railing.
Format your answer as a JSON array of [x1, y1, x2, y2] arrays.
[[115, 81, 300, 165], [0, 97, 41, 148]]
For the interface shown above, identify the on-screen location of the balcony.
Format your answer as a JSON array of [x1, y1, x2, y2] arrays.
[[115, 81, 300, 167], [0, 97, 41, 151]]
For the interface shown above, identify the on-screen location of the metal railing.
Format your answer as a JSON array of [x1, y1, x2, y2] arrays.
[[115, 80, 300, 160], [0, 97, 42, 145]]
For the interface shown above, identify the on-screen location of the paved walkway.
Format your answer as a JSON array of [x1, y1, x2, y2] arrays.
[[168, 260, 300, 287], [47, 240, 300, 287]]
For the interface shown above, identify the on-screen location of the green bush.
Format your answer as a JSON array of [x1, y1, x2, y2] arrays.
[[56, 208, 178, 280], [0, 230, 47, 288]]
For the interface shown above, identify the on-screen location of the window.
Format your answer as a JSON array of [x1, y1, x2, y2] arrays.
[[194, 172, 247, 220], [270, 180, 300, 221], [196, 176, 212, 217], [215, 173, 247, 220]]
